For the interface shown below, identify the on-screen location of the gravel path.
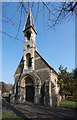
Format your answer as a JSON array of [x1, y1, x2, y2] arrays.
[[2, 101, 76, 119]]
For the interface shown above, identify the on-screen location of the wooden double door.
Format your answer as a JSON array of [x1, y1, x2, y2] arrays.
[[26, 85, 35, 102], [25, 77, 35, 102]]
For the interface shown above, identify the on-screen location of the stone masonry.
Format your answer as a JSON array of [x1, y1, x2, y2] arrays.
[[10, 8, 60, 107]]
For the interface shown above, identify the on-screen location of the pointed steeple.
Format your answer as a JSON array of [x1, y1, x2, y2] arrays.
[[23, 8, 36, 34]]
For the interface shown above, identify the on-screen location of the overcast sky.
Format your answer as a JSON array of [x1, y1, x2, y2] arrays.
[[1, 2, 75, 84]]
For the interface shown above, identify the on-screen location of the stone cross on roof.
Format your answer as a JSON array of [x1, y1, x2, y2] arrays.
[[23, 8, 36, 33]]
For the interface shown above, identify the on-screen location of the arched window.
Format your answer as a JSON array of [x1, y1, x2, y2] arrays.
[[27, 44, 30, 49], [55, 79, 56, 83], [26, 31, 31, 40], [26, 53, 32, 68]]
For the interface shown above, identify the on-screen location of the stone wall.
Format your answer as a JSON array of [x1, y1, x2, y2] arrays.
[[14, 57, 24, 75], [34, 52, 48, 70], [11, 50, 59, 107], [35, 59, 48, 70], [51, 71, 60, 95], [36, 70, 50, 84], [51, 71, 60, 106]]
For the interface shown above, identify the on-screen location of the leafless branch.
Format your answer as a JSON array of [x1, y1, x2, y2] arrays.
[[34, 2, 39, 22], [15, 5, 23, 39], [11, 3, 21, 20], [41, 1, 56, 17], [0, 31, 24, 42], [68, 2, 77, 12], [28, 2, 29, 10], [3, 2, 10, 8], [19, 2, 28, 13], [2, 2, 76, 42], [0, 7, 15, 26], [31, 2, 34, 11]]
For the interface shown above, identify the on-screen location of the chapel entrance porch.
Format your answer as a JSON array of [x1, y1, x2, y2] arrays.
[[25, 76, 35, 102]]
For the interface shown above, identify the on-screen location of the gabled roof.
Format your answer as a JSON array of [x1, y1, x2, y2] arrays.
[[14, 51, 58, 76], [35, 51, 58, 76], [23, 8, 36, 33]]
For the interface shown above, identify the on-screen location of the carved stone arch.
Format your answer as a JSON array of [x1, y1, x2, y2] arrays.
[[21, 74, 35, 102], [25, 74, 35, 85], [25, 74, 34, 80], [26, 52, 32, 57]]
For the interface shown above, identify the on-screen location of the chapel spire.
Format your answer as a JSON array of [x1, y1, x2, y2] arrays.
[[23, 8, 36, 34], [23, 8, 37, 70]]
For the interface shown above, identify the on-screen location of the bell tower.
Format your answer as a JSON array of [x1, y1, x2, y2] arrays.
[[23, 8, 37, 71]]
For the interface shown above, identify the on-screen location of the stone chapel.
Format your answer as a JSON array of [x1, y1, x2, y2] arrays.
[[10, 8, 60, 107]]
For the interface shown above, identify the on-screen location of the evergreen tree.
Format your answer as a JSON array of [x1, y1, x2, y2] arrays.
[[72, 68, 77, 99], [58, 65, 73, 98]]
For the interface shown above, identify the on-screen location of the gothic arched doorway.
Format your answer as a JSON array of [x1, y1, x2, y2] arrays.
[[25, 76, 34, 102]]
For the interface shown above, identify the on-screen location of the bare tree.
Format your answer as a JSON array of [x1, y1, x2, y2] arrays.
[[1, 1, 77, 42], [0, 82, 13, 93]]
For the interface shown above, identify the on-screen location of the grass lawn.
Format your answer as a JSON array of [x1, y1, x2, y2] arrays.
[[2, 113, 24, 120], [59, 100, 77, 109]]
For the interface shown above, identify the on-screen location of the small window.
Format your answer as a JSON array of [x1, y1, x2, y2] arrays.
[[55, 79, 56, 83], [27, 44, 30, 48], [26, 53, 32, 68], [26, 31, 31, 40], [28, 57, 32, 67]]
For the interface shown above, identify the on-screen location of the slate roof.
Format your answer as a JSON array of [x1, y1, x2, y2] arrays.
[[35, 51, 58, 76], [14, 51, 58, 76], [23, 8, 36, 34]]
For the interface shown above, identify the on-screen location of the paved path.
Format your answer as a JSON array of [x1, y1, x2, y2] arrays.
[[2, 101, 76, 119]]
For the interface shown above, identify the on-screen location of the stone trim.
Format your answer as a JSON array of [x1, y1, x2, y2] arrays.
[[34, 57, 40, 60], [51, 70, 58, 76], [14, 74, 20, 78], [23, 69, 34, 74], [35, 68, 50, 72], [14, 68, 51, 79]]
